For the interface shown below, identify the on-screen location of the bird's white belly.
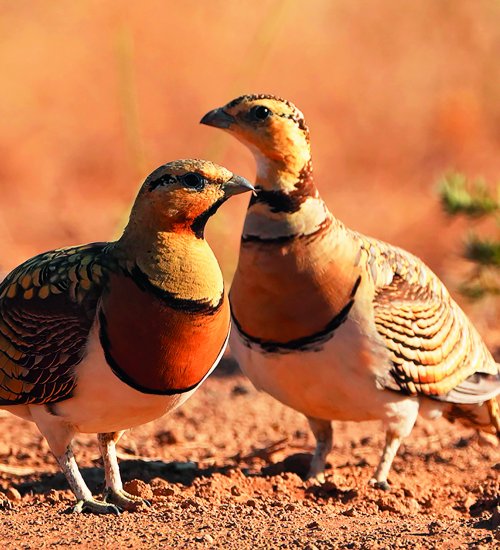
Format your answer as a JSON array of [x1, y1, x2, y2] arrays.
[[52, 327, 226, 434], [230, 319, 405, 422]]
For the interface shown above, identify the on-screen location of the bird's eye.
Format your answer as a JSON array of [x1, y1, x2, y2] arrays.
[[182, 172, 206, 190], [250, 105, 272, 121]]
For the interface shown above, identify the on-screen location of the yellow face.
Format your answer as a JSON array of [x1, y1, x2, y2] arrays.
[[133, 159, 253, 235], [201, 95, 309, 162]]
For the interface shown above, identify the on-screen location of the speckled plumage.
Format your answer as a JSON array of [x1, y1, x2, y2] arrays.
[[201, 95, 500, 488]]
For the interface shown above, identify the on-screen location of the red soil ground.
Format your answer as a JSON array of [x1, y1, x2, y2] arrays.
[[0, 1, 499, 548], [0, 360, 498, 549]]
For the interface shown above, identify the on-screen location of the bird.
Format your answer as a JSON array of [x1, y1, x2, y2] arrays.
[[0, 159, 253, 513], [201, 95, 500, 489]]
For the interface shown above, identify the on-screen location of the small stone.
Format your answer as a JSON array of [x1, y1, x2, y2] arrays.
[[306, 521, 320, 529], [5, 487, 21, 502], [463, 495, 476, 511], [246, 499, 256, 508], [230, 486, 241, 496], [45, 489, 60, 504], [180, 498, 199, 509], [342, 507, 355, 517], [406, 498, 420, 515], [203, 534, 214, 544], [153, 486, 175, 497], [284, 503, 295, 512], [402, 487, 415, 498], [428, 520, 443, 534], [231, 384, 249, 396], [155, 430, 178, 445], [123, 479, 154, 500]]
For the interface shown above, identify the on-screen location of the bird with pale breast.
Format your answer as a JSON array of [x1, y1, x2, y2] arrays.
[[201, 95, 500, 488], [0, 159, 253, 513]]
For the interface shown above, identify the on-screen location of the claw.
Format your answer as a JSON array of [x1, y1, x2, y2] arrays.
[[66, 498, 121, 515], [103, 488, 150, 511], [305, 471, 326, 485], [369, 478, 391, 491]]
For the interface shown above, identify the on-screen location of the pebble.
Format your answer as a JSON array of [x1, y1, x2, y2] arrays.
[[153, 486, 175, 497], [155, 430, 178, 445], [123, 479, 154, 500]]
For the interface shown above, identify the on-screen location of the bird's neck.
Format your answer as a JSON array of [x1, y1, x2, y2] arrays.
[[115, 230, 224, 306], [242, 152, 331, 243]]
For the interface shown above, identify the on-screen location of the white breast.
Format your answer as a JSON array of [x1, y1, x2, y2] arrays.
[[230, 316, 413, 423], [53, 325, 228, 434]]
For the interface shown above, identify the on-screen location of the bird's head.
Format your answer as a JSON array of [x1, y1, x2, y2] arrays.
[[128, 159, 254, 238], [201, 95, 310, 170]]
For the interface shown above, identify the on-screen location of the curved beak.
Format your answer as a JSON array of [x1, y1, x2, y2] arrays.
[[200, 108, 235, 129], [223, 175, 255, 197]]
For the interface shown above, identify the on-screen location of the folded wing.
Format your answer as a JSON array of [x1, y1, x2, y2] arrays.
[[0, 243, 107, 405]]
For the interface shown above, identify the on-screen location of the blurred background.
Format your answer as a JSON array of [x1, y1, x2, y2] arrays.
[[0, 0, 499, 344]]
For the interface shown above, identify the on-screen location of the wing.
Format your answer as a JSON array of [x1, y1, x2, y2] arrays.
[[0, 243, 109, 405], [354, 233, 500, 404]]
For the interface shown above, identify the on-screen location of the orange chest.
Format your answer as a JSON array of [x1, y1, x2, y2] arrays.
[[100, 273, 230, 393], [231, 240, 359, 343]]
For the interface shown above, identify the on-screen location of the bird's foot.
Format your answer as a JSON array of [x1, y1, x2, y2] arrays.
[[103, 488, 151, 511], [368, 478, 390, 491], [305, 470, 326, 486], [67, 497, 121, 515]]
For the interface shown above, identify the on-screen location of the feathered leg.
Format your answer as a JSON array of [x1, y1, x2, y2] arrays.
[[98, 432, 150, 511], [306, 416, 333, 482], [30, 407, 119, 514], [369, 431, 402, 490], [370, 400, 419, 490]]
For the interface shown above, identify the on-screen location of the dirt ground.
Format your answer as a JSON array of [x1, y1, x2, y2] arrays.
[[0, 358, 498, 549]]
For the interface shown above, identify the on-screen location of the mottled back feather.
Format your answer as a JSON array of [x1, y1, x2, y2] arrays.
[[356, 235, 499, 403], [0, 243, 109, 405]]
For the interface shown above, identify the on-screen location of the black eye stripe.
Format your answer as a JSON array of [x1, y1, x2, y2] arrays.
[[148, 174, 177, 192], [148, 172, 208, 192]]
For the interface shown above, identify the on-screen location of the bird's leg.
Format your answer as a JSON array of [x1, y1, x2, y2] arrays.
[[57, 447, 120, 515], [30, 407, 120, 514], [369, 431, 402, 491], [98, 432, 150, 511], [306, 417, 333, 483]]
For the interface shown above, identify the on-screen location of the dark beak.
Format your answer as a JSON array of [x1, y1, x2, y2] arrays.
[[200, 108, 235, 129], [223, 175, 255, 197]]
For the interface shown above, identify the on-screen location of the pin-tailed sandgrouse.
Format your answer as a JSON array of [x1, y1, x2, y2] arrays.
[[201, 95, 500, 488], [0, 159, 253, 512]]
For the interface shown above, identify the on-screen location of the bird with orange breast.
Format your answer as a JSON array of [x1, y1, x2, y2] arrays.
[[201, 95, 500, 488], [0, 159, 253, 513]]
